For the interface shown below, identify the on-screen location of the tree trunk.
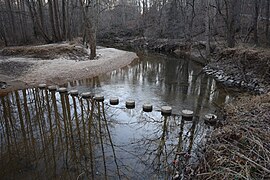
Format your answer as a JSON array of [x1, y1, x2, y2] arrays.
[[5, 0, 16, 43], [89, 33, 97, 59], [17, 0, 27, 43], [53, 0, 62, 40], [227, 1, 235, 47], [226, 0, 241, 48], [205, 0, 211, 57], [62, 0, 66, 40], [266, 0, 270, 42], [80, 0, 97, 60], [27, 0, 38, 38], [187, 0, 195, 42], [48, 0, 58, 42], [253, 0, 260, 45], [37, 0, 44, 29], [89, 28, 96, 59], [26, 0, 51, 43], [66, 0, 72, 40], [0, 15, 8, 46]]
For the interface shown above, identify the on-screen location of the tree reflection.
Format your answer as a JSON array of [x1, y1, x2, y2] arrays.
[[0, 53, 233, 179], [0, 85, 226, 179], [0, 88, 126, 179], [122, 110, 206, 179]]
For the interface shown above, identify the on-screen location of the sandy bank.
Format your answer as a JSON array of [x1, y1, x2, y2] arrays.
[[0, 45, 138, 93], [21, 47, 138, 84]]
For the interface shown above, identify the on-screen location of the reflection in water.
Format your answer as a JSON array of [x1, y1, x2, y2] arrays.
[[67, 53, 231, 115], [0, 89, 123, 179], [0, 53, 235, 179]]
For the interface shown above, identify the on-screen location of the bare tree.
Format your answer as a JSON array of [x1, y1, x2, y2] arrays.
[[80, 0, 98, 59], [253, 0, 261, 45], [26, 0, 52, 43], [205, 0, 211, 56], [266, 0, 270, 42], [216, 0, 241, 47]]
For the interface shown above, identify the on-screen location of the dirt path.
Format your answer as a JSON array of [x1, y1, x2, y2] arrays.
[[0, 45, 138, 94]]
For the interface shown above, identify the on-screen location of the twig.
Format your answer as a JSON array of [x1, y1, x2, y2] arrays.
[[77, 172, 85, 180], [235, 152, 270, 174]]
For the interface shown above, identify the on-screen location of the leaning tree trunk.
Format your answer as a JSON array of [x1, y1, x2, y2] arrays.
[[26, 0, 52, 43]]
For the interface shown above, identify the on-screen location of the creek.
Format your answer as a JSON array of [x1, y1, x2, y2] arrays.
[[0, 52, 237, 179]]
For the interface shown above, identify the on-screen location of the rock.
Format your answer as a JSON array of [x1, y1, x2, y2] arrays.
[[216, 74, 224, 80], [258, 88, 265, 94], [218, 70, 224, 74], [204, 113, 218, 125], [0, 81, 7, 89], [224, 76, 230, 81], [224, 79, 234, 87], [234, 80, 241, 86]]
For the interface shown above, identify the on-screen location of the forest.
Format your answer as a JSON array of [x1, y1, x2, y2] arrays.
[[0, 0, 270, 180], [1, 0, 270, 53]]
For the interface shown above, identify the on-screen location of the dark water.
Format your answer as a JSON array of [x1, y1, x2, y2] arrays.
[[0, 53, 235, 179]]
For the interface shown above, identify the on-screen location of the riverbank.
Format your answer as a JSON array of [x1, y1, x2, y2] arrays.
[[194, 92, 270, 179], [102, 35, 270, 178], [0, 43, 138, 94], [192, 46, 270, 179], [118, 36, 270, 179], [100, 36, 270, 93]]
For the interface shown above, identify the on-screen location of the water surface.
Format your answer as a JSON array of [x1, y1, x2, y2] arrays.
[[0, 53, 234, 179]]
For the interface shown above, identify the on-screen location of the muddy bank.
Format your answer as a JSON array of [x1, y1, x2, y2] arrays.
[[99, 36, 187, 52], [0, 43, 138, 94], [99, 36, 212, 65]]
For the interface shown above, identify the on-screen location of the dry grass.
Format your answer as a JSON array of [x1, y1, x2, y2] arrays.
[[1, 43, 88, 60], [195, 92, 270, 179]]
